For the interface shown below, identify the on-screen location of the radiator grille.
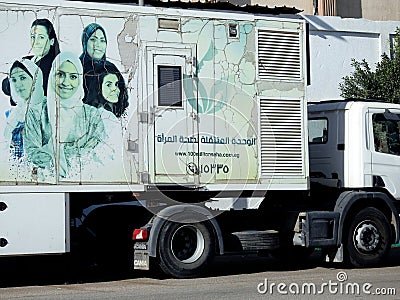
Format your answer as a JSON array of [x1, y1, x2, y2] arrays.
[[258, 29, 302, 80], [260, 98, 304, 177]]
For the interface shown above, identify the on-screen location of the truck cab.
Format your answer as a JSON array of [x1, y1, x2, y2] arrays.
[[305, 100, 400, 268], [308, 100, 400, 199]]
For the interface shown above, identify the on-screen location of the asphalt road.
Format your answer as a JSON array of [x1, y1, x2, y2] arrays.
[[1, 248, 400, 299]]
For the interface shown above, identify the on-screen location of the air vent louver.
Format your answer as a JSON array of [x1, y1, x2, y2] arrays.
[[258, 29, 301, 80], [260, 98, 304, 177]]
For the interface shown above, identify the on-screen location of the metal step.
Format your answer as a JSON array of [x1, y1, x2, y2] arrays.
[[231, 230, 280, 251]]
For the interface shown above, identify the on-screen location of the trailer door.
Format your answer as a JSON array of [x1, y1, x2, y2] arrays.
[[146, 46, 198, 184]]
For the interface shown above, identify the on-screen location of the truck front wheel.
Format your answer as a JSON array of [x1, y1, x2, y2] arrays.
[[157, 220, 215, 278], [345, 207, 391, 267]]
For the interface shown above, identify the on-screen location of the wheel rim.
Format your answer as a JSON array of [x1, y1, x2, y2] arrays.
[[171, 225, 205, 264], [353, 220, 381, 253]]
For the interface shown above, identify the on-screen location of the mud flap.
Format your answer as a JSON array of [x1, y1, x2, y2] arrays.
[[133, 242, 150, 270]]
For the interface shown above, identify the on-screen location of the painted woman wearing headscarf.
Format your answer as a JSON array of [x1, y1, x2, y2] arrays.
[[47, 51, 106, 180], [79, 23, 125, 108], [2, 18, 60, 104], [4, 59, 47, 161]]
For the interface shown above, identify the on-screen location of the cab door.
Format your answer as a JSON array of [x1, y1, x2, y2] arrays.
[[368, 107, 400, 199]]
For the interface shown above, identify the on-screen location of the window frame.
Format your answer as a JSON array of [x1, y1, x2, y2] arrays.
[[308, 117, 329, 144], [157, 65, 183, 108], [372, 112, 400, 156]]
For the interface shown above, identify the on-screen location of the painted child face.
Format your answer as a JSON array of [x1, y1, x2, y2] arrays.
[[10, 67, 33, 102], [87, 29, 107, 60], [101, 73, 120, 103], [55, 61, 79, 99], [30, 25, 54, 57]]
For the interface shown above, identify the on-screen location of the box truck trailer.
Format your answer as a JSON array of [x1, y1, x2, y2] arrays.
[[0, 0, 399, 279]]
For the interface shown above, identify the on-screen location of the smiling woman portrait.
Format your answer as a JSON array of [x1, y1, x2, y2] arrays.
[[2, 18, 60, 104], [86, 61, 129, 118], [47, 51, 106, 179]]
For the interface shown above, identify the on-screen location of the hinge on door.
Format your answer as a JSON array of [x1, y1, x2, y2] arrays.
[[140, 172, 150, 184], [127, 140, 139, 153], [139, 112, 154, 124]]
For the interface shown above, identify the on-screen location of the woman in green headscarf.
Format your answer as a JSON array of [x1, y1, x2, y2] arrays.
[[47, 51, 106, 180]]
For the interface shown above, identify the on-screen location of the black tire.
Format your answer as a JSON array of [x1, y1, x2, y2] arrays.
[[157, 220, 215, 279], [345, 207, 391, 267]]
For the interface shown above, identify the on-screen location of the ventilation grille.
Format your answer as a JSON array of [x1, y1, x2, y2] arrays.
[[158, 65, 182, 107], [258, 29, 302, 80], [260, 98, 304, 177]]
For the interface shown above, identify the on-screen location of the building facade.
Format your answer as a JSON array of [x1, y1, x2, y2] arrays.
[[305, 15, 399, 102], [228, 0, 400, 21]]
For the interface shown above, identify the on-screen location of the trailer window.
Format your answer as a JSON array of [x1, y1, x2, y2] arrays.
[[308, 118, 328, 144], [158, 65, 182, 107], [373, 113, 400, 155]]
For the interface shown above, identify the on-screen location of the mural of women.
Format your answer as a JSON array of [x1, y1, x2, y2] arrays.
[[47, 51, 106, 180], [79, 23, 127, 111], [2, 18, 60, 103], [4, 59, 46, 161]]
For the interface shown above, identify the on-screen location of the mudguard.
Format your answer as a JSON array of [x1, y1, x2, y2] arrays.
[[334, 190, 400, 245]]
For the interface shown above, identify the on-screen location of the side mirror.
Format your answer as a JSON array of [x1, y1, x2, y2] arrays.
[[383, 109, 400, 121]]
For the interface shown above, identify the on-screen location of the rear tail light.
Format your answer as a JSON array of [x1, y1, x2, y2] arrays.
[[132, 228, 148, 241]]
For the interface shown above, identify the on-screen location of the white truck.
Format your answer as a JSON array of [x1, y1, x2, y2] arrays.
[[0, 0, 398, 279]]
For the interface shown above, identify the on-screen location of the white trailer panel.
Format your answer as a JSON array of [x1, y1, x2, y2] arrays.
[[0, 193, 69, 255]]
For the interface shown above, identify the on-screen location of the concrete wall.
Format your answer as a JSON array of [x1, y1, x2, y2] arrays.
[[242, 0, 400, 21], [361, 0, 400, 21], [303, 15, 400, 102]]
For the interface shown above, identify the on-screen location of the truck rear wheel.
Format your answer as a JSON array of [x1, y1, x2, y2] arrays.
[[345, 207, 391, 267], [157, 220, 215, 278]]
